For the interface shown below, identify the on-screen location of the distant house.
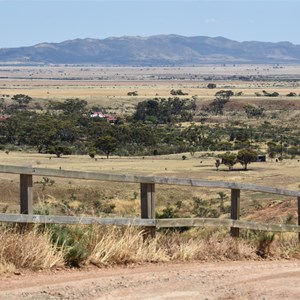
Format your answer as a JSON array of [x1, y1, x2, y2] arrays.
[[90, 111, 116, 123]]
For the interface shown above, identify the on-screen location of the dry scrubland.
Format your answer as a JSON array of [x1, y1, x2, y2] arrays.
[[1, 64, 300, 116], [1, 64, 300, 274], [1, 151, 300, 218], [1, 151, 300, 273]]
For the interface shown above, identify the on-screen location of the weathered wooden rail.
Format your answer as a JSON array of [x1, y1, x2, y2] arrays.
[[0, 165, 300, 239]]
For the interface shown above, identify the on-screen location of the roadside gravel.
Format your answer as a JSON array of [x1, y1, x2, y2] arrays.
[[0, 261, 300, 299]]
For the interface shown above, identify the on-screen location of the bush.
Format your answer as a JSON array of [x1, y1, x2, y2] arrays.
[[256, 232, 275, 258], [50, 225, 92, 267], [170, 89, 188, 96], [156, 203, 178, 219], [207, 83, 216, 89], [88, 149, 96, 158]]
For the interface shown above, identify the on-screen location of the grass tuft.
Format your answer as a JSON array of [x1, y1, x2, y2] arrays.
[[0, 226, 64, 274]]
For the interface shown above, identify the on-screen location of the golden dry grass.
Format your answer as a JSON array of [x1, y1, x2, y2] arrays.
[[1, 151, 300, 187], [1, 65, 300, 273], [2, 224, 298, 274], [0, 226, 64, 274], [1, 65, 300, 114], [1, 151, 300, 217]]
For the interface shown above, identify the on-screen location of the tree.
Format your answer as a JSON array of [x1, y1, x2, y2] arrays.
[[244, 105, 265, 118], [286, 92, 297, 97], [215, 159, 221, 171], [220, 152, 237, 170], [133, 99, 159, 122], [262, 90, 279, 97], [237, 149, 257, 170], [28, 114, 59, 153], [207, 83, 216, 89], [133, 97, 196, 124], [95, 136, 119, 158], [127, 91, 138, 96], [11, 94, 32, 110], [206, 90, 232, 115], [46, 144, 72, 158], [48, 98, 88, 116], [170, 89, 188, 96], [215, 90, 234, 98]]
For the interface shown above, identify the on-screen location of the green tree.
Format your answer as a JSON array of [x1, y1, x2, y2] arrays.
[[95, 136, 119, 158], [11, 94, 32, 109], [28, 114, 59, 153], [48, 98, 88, 116], [47, 144, 72, 158], [207, 83, 216, 89], [220, 152, 237, 170], [206, 90, 232, 115], [133, 97, 196, 124], [237, 149, 258, 170]]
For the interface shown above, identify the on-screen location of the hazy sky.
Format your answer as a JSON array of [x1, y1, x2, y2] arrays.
[[1, 0, 299, 48]]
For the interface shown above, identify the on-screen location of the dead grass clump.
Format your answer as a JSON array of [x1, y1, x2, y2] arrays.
[[88, 226, 168, 266], [0, 227, 64, 273], [1, 224, 299, 274], [270, 232, 300, 259], [114, 199, 140, 217], [88, 226, 257, 266], [158, 233, 256, 262]]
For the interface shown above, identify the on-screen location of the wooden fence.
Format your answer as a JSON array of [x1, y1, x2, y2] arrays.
[[0, 164, 300, 240]]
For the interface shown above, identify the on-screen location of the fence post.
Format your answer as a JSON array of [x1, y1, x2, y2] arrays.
[[20, 174, 33, 215], [231, 188, 240, 237], [298, 197, 300, 242], [140, 183, 156, 238]]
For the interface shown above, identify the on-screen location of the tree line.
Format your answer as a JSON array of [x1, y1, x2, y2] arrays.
[[0, 94, 299, 161]]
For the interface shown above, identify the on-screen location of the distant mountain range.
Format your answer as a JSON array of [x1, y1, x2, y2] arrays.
[[1, 35, 300, 65]]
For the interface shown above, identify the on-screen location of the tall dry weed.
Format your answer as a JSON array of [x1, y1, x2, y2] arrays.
[[0, 227, 64, 273], [158, 233, 256, 261], [87, 226, 257, 266], [1, 223, 299, 274], [88, 226, 168, 266]]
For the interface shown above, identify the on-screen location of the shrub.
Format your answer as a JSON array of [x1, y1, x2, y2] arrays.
[[256, 232, 275, 258], [170, 89, 188, 96], [207, 83, 216, 89], [220, 152, 237, 170], [50, 225, 92, 267], [156, 203, 178, 219], [88, 149, 96, 159]]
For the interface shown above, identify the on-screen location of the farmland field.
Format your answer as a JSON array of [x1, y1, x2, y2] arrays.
[[0, 150, 299, 225], [1, 64, 300, 223], [1, 64, 300, 113], [1, 65, 300, 295]]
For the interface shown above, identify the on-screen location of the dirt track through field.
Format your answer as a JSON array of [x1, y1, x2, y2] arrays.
[[0, 261, 300, 299]]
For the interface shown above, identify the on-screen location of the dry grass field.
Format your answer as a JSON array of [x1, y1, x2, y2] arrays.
[[1, 65, 300, 280], [1, 64, 300, 115], [1, 64, 300, 222], [0, 150, 299, 225]]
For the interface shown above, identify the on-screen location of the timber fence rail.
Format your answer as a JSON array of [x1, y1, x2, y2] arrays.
[[0, 165, 300, 240]]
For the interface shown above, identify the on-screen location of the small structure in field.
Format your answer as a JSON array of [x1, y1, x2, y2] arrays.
[[257, 155, 266, 162]]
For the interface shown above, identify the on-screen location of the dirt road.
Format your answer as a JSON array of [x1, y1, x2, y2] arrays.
[[0, 261, 299, 299]]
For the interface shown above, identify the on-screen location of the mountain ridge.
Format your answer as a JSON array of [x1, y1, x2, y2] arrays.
[[0, 34, 300, 65]]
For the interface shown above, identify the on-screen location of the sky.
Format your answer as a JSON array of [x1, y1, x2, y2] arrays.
[[0, 0, 299, 48]]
